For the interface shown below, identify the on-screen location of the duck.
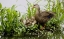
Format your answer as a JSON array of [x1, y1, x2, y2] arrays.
[[32, 4, 55, 30]]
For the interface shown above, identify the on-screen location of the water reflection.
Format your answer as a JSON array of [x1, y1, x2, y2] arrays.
[[0, 33, 64, 39], [0, 34, 64, 39], [0, 30, 64, 39], [1, 36, 39, 39]]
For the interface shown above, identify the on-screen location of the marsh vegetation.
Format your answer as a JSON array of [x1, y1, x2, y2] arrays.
[[0, 0, 64, 39]]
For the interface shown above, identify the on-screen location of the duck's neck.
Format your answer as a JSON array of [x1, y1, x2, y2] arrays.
[[36, 7, 40, 15]]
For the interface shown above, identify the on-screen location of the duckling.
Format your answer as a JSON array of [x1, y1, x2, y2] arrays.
[[25, 17, 36, 26]]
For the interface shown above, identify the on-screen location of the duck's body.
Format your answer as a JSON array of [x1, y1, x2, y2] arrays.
[[35, 11, 54, 25], [33, 4, 55, 30]]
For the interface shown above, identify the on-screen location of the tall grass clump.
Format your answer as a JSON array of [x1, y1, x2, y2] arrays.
[[0, 3, 26, 36], [26, 2, 36, 18], [26, 0, 42, 18], [44, 0, 64, 39]]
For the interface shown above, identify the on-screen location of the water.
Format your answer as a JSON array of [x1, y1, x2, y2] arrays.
[[0, 36, 41, 39], [0, 33, 64, 39], [0, 32, 64, 39], [0, 28, 64, 39]]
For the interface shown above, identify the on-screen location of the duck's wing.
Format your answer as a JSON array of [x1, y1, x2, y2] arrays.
[[46, 11, 55, 18], [40, 11, 55, 18]]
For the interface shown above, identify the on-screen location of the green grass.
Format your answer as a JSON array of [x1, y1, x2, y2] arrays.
[[45, 0, 64, 39], [0, 3, 26, 36], [46, 0, 64, 30]]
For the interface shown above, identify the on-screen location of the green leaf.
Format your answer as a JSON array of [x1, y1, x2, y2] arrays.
[[0, 26, 3, 31], [11, 5, 15, 11], [0, 3, 2, 9]]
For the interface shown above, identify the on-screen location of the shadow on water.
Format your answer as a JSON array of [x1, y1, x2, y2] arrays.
[[0, 36, 48, 39], [0, 30, 64, 39], [1, 36, 39, 39]]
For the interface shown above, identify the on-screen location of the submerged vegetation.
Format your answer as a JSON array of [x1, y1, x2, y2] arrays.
[[0, 0, 64, 39]]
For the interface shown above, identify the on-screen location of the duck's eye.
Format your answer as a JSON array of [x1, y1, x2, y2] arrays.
[[34, 5, 36, 6]]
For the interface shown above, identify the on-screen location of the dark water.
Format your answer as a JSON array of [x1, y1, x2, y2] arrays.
[[0, 36, 43, 39], [0, 29, 64, 39], [0, 34, 64, 39], [0, 34, 52, 39]]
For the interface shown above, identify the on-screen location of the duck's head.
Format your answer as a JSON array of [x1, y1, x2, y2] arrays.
[[32, 4, 40, 9]]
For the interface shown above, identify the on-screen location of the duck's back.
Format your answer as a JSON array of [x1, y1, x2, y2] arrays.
[[35, 11, 55, 25]]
